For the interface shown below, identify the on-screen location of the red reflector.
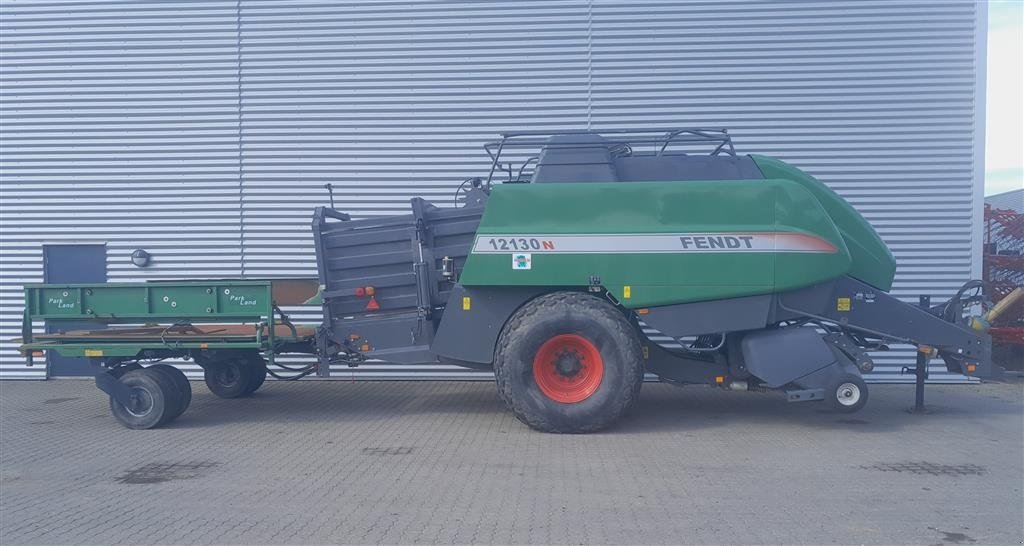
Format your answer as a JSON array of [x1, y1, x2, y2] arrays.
[[365, 296, 380, 311], [354, 287, 366, 297]]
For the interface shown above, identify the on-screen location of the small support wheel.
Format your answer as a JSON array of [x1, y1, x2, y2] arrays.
[[244, 357, 268, 395], [109, 368, 177, 429], [148, 364, 192, 420], [203, 358, 254, 399], [827, 374, 869, 413]]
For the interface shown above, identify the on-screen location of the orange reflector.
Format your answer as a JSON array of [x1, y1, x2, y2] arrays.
[[365, 296, 380, 311], [365, 286, 375, 296], [917, 345, 933, 354], [349, 334, 360, 340], [360, 344, 370, 352], [31, 350, 44, 357], [966, 363, 977, 373], [637, 308, 649, 315], [200, 343, 209, 349], [715, 375, 725, 384]]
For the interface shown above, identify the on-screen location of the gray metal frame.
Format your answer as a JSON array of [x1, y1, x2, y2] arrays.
[[482, 128, 737, 186]]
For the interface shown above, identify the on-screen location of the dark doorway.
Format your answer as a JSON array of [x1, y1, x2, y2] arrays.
[[43, 244, 107, 377]]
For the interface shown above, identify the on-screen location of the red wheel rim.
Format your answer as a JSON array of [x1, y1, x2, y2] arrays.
[[532, 334, 604, 403]]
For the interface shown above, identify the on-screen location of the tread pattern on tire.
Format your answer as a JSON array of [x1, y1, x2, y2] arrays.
[[244, 357, 268, 394], [493, 291, 644, 433], [148, 364, 192, 420]]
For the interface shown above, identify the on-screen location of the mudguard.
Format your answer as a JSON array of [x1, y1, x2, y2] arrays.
[[430, 284, 548, 364]]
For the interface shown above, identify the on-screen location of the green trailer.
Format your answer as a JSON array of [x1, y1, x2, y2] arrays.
[[18, 279, 319, 428]]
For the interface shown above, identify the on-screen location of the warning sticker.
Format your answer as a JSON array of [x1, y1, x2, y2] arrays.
[[837, 297, 851, 312], [512, 253, 532, 270]]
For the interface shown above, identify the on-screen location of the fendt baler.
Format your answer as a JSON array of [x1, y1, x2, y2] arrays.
[[20, 129, 1006, 431]]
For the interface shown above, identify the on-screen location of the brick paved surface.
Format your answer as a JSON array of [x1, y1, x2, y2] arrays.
[[1, 379, 1021, 545]]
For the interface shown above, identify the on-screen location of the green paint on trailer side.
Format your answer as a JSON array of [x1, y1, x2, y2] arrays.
[[18, 280, 301, 366], [751, 155, 896, 290], [459, 179, 854, 308], [24, 281, 275, 320]]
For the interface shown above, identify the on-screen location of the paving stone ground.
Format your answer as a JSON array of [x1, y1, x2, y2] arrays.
[[0, 378, 1021, 545]]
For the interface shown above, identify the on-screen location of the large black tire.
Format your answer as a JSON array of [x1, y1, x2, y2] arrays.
[[825, 373, 869, 413], [493, 291, 644, 433], [109, 368, 177, 429], [203, 357, 253, 399], [148, 364, 192, 419], [244, 357, 268, 395]]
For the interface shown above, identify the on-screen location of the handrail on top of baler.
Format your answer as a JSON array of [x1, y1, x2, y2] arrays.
[[482, 128, 735, 186]]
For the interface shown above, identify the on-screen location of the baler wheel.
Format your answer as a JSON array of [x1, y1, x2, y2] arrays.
[[494, 291, 644, 433], [203, 358, 253, 399], [109, 368, 178, 429], [826, 374, 869, 413]]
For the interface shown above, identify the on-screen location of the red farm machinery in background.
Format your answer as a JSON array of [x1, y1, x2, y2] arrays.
[[984, 204, 1024, 369]]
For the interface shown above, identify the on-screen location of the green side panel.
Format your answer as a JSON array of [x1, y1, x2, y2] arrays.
[[34, 287, 84, 316], [459, 179, 853, 308], [751, 155, 896, 290], [23, 281, 275, 320]]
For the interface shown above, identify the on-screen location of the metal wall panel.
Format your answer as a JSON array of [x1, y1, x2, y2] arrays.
[[0, 1, 243, 378], [1, 1, 984, 382]]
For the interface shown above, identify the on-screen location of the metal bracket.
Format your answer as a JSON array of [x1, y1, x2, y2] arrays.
[[784, 388, 825, 403], [95, 370, 135, 408]]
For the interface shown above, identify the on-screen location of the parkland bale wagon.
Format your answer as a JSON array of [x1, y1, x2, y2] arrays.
[[19, 129, 1008, 432]]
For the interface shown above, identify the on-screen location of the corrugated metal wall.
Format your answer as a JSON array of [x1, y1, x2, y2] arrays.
[[1, 0, 985, 382], [0, 1, 245, 379]]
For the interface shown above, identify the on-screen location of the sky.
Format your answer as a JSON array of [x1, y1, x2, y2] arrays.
[[986, 0, 1024, 196]]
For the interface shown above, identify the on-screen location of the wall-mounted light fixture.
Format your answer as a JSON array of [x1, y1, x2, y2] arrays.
[[130, 249, 151, 267]]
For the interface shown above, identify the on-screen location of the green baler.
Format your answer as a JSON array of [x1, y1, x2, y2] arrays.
[[21, 129, 998, 431]]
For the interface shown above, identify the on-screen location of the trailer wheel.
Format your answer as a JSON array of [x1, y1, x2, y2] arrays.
[[148, 364, 192, 419], [826, 374, 869, 413], [108, 368, 177, 429], [244, 357, 268, 395], [494, 291, 644, 433], [203, 358, 253, 399]]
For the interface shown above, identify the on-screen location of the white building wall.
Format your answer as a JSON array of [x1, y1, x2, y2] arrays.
[[1, 1, 986, 381]]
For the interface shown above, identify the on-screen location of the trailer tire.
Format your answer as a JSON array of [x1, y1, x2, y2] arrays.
[[494, 291, 644, 433], [244, 357, 268, 395], [109, 368, 177, 429], [826, 374, 869, 413], [148, 364, 192, 419], [203, 358, 253, 399]]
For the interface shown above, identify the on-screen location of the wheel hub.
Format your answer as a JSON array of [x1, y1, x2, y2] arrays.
[[532, 334, 605, 404], [837, 382, 861, 406], [553, 350, 583, 378], [216, 362, 241, 387], [125, 387, 154, 417]]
